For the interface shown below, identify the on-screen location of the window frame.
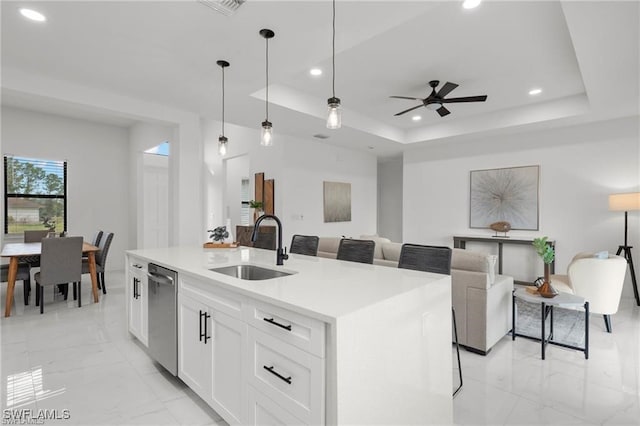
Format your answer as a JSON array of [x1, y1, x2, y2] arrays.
[[3, 155, 68, 235]]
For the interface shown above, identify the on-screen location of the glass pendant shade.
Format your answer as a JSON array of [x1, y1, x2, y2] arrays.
[[218, 135, 228, 156], [326, 97, 342, 129], [261, 121, 273, 146]]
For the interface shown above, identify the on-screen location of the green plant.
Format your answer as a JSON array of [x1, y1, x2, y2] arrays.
[[532, 237, 555, 264], [249, 200, 263, 209], [208, 226, 229, 242]]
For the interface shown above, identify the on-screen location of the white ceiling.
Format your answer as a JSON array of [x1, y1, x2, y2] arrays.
[[1, 1, 638, 157]]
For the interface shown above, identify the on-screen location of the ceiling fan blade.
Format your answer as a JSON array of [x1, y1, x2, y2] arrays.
[[390, 96, 424, 101], [435, 82, 458, 98], [394, 104, 424, 116], [441, 95, 488, 103], [436, 106, 450, 117]]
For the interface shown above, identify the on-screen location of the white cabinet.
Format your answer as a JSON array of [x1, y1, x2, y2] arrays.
[[178, 279, 246, 425], [127, 256, 148, 346]]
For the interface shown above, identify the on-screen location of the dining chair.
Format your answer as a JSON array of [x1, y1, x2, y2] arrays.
[[34, 236, 83, 314], [397, 243, 462, 397], [290, 235, 319, 256], [1, 263, 32, 306], [252, 231, 276, 250], [22, 229, 50, 269], [336, 238, 375, 264], [80, 232, 113, 295]]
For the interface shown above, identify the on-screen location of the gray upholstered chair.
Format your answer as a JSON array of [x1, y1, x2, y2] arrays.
[[1, 263, 32, 306], [34, 236, 83, 314], [80, 232, 113, 295], [290, 235, 319, 256], [336, 239, 375, 264], [22, 229, 50, 269], [397, 243, 462, 397], [252, 231, 276, 250]]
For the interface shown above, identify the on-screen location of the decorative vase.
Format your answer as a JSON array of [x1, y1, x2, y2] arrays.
[[538, 263, 558, 298], [225, 219, 234, 243]]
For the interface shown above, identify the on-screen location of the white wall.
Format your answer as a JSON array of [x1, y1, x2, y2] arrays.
[[403, 116, 640, 298], [1, 106, 130, 272], [202, 120, 378, 247], [377, 157, 403, 242]]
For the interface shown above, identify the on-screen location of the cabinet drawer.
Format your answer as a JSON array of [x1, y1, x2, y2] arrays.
[[180, 273, 243, 319], [248, 327, 324, 425], [247, 385, 307, 426], [245, 301, 325, 358], [128, 257, 147, 273]]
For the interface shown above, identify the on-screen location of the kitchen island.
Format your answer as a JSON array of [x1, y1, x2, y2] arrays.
[[126, 245, 453, 425]]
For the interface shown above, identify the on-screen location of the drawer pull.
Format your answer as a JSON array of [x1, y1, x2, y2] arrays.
[[263, 317, 292, 331], [263, 365, 292, 384]]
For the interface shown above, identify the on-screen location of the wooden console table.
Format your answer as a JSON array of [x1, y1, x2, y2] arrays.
[[453, 235, 555, 283]]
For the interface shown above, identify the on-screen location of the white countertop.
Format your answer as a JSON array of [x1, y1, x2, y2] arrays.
[[127, 245, 450, 323]]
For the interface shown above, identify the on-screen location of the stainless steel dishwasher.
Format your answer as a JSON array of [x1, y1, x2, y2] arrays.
[[147, 263, 178, 375]]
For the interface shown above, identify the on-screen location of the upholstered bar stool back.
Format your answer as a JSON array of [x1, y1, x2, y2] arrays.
[[336, 239, 375, 264], [290, 235, 319, 256]]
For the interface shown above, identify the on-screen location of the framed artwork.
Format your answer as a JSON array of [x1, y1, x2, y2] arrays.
[[254, 172, 264, 204], [323, 181, 351, 223], [264, 179, 275, 215], [469, 165, 539, 230]]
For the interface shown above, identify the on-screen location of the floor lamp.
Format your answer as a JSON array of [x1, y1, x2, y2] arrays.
[[609, 192, 640, 306]]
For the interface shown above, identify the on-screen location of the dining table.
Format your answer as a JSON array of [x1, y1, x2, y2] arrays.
[[1, 241, 100, 317]]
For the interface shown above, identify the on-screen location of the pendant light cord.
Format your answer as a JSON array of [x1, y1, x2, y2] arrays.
[[265, 37, 269, 120], [332, 0, 336, 99], [221, 65, 225, 136]]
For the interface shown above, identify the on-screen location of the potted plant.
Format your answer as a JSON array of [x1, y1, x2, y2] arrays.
[[532, 237, 558, 298], [208, 226, 229, 244], [249, 200, 264, 222]]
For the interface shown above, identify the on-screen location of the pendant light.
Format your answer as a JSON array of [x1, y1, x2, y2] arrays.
[[260, 29, 275, 146], [217, 60, 230, 156], [326, 0, 341, 129]]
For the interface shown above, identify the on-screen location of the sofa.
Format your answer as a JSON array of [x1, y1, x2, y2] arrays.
[[318, 236, 514, 354]]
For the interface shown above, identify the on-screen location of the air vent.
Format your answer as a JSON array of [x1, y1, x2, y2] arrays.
[[313, 134, 329, 139], [198, 0, 245, 16]]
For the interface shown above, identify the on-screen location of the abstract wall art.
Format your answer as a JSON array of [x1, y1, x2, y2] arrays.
[[323, 181, 351, 223], [469, 165, 539, 230]]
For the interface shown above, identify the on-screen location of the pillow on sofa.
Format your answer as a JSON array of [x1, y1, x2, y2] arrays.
[[381, 242, 402, 263], [451, 248, 497, 284], [360, 234, 391, 259]]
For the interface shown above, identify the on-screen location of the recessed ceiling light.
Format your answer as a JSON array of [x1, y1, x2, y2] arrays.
[[310, 68, 322, 76], [529, 88, 542, 96], [19, 8, 46, 22], [462, 0, 482, 9], [412, 115, 422, 121]]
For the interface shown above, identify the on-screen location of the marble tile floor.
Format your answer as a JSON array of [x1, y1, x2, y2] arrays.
[[1, 272, 639, 425]]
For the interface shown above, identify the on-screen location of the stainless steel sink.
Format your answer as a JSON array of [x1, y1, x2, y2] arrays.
[[210, 264, 294, 281]]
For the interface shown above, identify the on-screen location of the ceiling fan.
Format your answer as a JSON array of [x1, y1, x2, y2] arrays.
[[390, 80, 487, 117]]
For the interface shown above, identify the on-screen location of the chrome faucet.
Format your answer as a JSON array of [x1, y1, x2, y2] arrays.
[[251, 214, 288, 266]]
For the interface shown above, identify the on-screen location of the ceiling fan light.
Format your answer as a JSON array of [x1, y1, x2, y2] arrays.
[[261, 120, 273, 146], [426, 102, 441, 111], [327, 97, 342, 129], [218, 135, 228, 156]]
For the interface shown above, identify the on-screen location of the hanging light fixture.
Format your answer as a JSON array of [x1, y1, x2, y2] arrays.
[[327, 0, 341, 129], [217, 60, 230, 156], [260, 29, 275, 146]]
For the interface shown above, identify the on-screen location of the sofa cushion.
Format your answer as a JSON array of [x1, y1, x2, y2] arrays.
[[318, 237, 340, 255], [451, 248, 497, 284], [360, 235, 391, 259], [381, 242, 402, 263]]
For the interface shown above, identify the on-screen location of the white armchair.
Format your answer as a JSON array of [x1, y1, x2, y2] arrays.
[[550, 252, 628, 332]]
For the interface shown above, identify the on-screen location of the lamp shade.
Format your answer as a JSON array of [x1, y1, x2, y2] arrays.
[[609, 192, 640, 211]]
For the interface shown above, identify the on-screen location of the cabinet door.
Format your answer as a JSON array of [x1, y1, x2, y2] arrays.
[[210, 309, 247, 425], [178, 293, 212, 400], [247, 386, 307, 426], [128, 270, 142, 340]]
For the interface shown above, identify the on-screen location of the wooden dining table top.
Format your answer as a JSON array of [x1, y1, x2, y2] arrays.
[[1, 241, 99, 257]]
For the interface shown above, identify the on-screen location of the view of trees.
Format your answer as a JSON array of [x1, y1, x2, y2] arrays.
[[5, 156, 66, 233]]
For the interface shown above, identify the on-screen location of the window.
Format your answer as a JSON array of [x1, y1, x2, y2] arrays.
[[240, 178, 250, 225], [4, 156, 67, 235]]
